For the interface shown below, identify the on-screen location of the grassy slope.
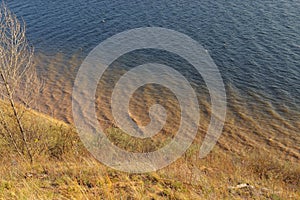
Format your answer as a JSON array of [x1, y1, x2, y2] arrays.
[[0, 101, 299, 199]]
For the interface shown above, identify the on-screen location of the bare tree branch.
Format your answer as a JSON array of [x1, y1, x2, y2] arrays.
[[0, 2, 42, 163]]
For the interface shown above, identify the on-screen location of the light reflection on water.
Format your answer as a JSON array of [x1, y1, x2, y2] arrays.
[[6, 0, 299, 160]]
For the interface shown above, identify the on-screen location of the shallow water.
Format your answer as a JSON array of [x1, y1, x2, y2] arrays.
[[7, 0, 300, 159]]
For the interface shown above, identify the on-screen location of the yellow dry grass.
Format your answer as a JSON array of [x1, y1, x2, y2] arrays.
[[0, 100, 299, 199]]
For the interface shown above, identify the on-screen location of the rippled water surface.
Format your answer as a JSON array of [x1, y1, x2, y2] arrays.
[[6, 0, 300, 158]]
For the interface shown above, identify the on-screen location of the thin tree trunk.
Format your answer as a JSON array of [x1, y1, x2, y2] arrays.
[[1, 73, 33, 163]]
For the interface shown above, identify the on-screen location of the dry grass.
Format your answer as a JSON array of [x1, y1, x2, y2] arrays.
[[0, 100, 299, 199], [0, 148, 299, 199]]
